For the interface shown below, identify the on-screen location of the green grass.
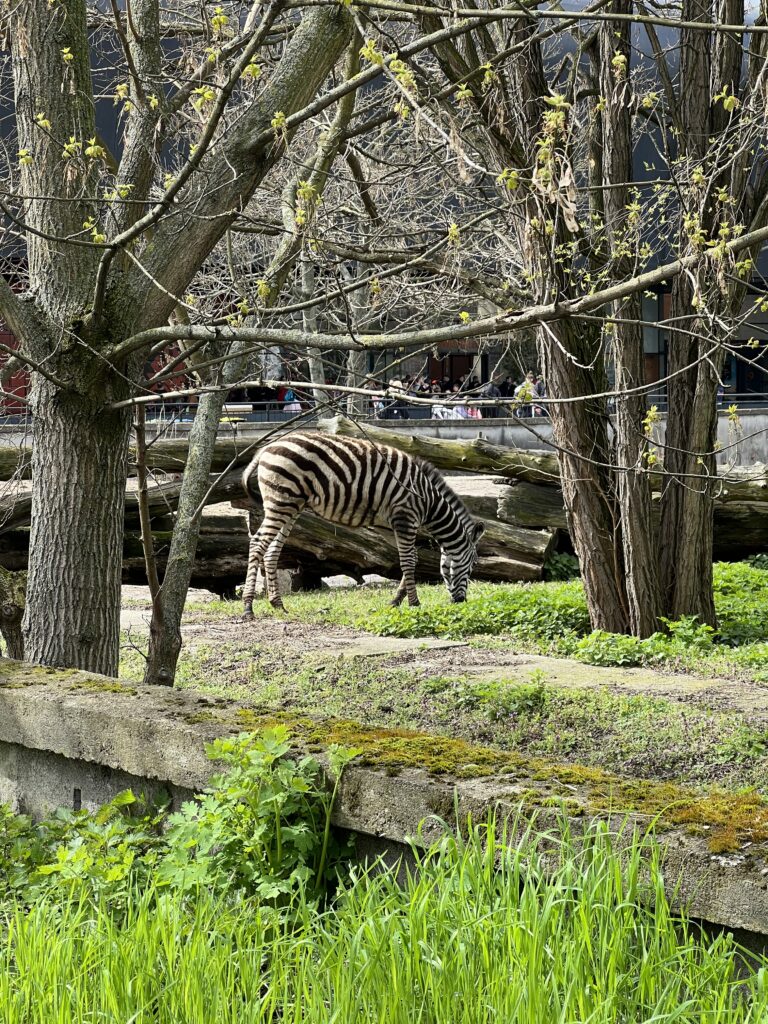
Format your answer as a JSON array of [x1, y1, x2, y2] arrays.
[[123, 640, 768, 789], [178, 561, 768, 680], [2, 819, 767, 1023], [117, 561, 768, 792]]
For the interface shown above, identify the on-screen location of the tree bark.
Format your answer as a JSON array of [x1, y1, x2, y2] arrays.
[[142, 343, 249, 685], [538, 319, 629, 632], [598, 0, 662, 636], [658, 0, 733, 626], [0, 567, 26, 660], [22, 376, 131, 674]]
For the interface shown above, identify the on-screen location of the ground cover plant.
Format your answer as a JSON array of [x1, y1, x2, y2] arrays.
[[2, 732, 768, 1023], [118, 561, 768, 792], [174, 561, 768, 678]]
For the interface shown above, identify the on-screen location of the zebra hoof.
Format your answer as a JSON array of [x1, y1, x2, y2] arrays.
[[241, 610, 255, 622], [269, 598, 286, 612]]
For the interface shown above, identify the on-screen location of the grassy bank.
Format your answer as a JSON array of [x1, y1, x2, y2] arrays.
[[118, 562, 768, 793], [2, 734, 767, 1023], [177, 561, 768, 679]]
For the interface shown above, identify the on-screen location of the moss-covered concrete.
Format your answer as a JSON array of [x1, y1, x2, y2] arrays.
[[2, 657, 768, 933]]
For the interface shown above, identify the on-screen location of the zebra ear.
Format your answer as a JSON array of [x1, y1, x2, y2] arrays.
[[472, 521, 485, 544]]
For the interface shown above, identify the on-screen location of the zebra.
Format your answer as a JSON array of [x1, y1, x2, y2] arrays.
[[240, 432, 485, 616]]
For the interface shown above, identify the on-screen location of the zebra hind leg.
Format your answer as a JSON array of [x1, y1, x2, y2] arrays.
[[390, 515, 420, 607], [263, 510, 302, 611], [390, 575, 408, 607], [241, 526, 270, 620]]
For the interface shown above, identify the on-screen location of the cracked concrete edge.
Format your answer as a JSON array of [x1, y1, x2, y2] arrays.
[[1, 660, 768, 935]]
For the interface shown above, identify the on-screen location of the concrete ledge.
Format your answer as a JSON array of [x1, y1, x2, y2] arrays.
[[2, 659, 768, 934]]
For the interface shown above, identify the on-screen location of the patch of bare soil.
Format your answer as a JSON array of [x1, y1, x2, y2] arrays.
[[120, 587, 768, 722]]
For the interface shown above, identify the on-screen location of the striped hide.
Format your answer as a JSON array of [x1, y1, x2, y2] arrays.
[[241, 432, 484, 614]]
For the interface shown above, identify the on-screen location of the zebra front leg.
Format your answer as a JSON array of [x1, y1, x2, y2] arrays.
[[391, 575, 408, 607], [391, 516, 420, 607]]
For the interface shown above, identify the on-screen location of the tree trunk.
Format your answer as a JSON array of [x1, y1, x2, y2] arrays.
[[659, 278, 722, 624], [0, 567, 26, 660], [22, 376, 131, 674], [538, 320, 629, 632], [143, 345, 249, 685], [596, 0, 662, 637]]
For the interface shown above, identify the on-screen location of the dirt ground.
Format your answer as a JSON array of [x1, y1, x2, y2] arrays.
[[120, 585, 768, 723]]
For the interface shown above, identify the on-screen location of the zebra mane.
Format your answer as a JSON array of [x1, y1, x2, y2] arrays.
[[412, 454, 476, 531]]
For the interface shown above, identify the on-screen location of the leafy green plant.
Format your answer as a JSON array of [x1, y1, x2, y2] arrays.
[[158, 727, 355, 900], [367, 581, 590, 641], [0, 729, 358, 911], [456, 677, 548, 721], [29, 791, 164, 907], [543, 551, 580, 581], [574, 630, 664, 667], [659, 615, 715, 652]]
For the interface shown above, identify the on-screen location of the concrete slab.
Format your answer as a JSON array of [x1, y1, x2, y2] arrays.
[[331, 636, 467, 658], [2, 659, 768, 935]]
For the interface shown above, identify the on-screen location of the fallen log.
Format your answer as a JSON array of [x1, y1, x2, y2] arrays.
[[0, 434, 269, 483], [496, 480, 569, 530], [319, 416, 563, 485], [493, 479, 768, 561], [0, 502, 553, 592], [711, 502, 768, 561], [231, 502, 555, 581], [0, 468, 248, 535]]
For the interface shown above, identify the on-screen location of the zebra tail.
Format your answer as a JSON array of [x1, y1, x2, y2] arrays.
[[241, 450, 262, 504]]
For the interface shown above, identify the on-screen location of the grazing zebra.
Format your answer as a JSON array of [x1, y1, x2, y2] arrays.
[[241, 433, 484, 615]]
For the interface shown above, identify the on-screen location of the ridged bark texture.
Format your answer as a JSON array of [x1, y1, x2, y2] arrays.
[[22, 376, 131, 675], [659, 279, 722, 625], [598, 0, 662, 636], [538, 320, 629, 632]]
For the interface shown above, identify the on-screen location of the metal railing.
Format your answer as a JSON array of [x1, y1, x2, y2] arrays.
[[1, 393, 768, 428]]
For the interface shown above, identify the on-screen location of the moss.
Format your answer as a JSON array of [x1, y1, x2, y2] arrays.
[[183, 710, 218, 724], [231, 708, 768, 853], [0, 665, 72, 686], [69, 680, 138, 695]]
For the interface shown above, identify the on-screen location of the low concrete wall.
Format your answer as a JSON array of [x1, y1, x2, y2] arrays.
[[143, 410, 768, 465], [0, 410, 765, 464], [2, 660, 768, 934]]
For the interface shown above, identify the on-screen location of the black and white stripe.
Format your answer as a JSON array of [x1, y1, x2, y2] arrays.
[[241, 433, 484, 614]]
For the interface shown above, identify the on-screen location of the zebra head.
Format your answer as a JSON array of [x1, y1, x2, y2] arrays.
[[440, 521, 485, 602]]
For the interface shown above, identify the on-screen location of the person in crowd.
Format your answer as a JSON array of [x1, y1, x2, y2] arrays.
[[379, 379, 411, 419], [282, 386, 302, 414], [481, 377, 503, 419], [499, 375, 516, 398], [449, 383, 469, 419], [533, 375, 549, 417]]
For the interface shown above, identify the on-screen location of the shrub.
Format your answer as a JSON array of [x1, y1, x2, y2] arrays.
[[367, 581, 590, 641], [573, 630, 664, 667], [0, 728, 358, 911]]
